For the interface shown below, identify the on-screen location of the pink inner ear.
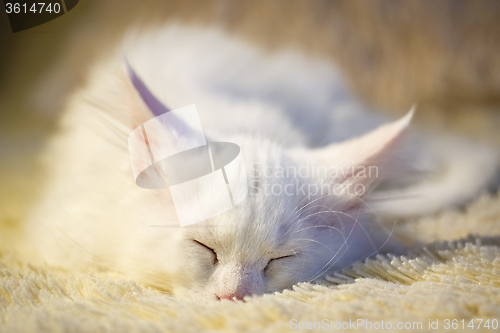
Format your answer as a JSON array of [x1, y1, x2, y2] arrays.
[[354, 108, 414, 175], [125, 61, 171, 117], [315, 107, 415, 190]]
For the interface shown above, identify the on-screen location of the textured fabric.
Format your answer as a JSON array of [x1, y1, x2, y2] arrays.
[[1, 194, 499, 332]]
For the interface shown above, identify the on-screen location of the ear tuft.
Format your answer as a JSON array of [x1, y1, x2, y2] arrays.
[[400, 104, 416, 127]]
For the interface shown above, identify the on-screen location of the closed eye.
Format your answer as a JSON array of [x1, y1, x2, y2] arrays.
[[264, 254, 296, 273], [270, 254, 296, 262], [193, 240, 218, 265]]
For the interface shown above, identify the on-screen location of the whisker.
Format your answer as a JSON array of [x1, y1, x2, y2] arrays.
[[306, 215, 359, 282]]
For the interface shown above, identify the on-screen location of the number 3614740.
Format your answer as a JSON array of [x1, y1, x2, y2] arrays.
[[5, 2, 61, 14]]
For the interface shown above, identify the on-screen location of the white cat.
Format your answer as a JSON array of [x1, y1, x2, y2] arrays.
[[23, 24, 497, 300]]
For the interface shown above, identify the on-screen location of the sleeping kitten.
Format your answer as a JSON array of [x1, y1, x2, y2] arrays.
[[22, 25, 496, 300]]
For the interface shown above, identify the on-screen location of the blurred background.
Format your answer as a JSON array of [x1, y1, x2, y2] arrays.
[[1, 0, 500, 234]]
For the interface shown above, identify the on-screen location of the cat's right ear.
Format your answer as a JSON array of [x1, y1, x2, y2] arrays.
[[123, 63, 208, 187], [123, 61, 170, 128]]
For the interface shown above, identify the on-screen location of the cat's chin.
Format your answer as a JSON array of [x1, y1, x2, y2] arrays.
[[169, 280, 273, 301]]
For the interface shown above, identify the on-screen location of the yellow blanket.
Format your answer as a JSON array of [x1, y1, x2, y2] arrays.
[[2, 188, 499, 332]]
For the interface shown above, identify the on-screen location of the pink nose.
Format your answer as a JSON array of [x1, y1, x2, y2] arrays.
[[216, 293, 246, 301]]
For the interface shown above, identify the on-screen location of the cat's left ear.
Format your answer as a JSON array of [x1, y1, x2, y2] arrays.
[[314, 106, 415, 192]]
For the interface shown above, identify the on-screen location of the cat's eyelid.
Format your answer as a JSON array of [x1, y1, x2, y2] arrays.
[[264, 254, 298, 274], [192, 239, 218, 264], [271, 254, 297, 261], [193, 239, 215, 251]]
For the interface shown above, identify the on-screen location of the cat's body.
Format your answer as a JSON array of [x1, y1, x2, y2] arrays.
[[23, 25, 498, 300]]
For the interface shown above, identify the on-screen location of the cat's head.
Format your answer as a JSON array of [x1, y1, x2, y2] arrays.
[[121, 65, 413, 301]]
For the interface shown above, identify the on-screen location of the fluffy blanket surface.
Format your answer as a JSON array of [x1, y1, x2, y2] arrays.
[[1, 20, 500, 333], [1, 192, 500, 332]]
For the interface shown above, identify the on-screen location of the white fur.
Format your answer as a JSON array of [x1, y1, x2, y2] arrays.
[[24, 24, 497, 300]]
